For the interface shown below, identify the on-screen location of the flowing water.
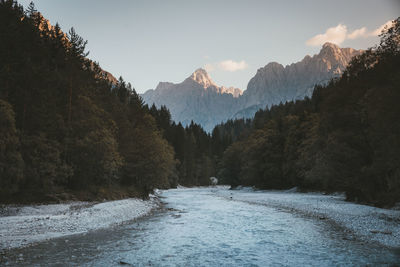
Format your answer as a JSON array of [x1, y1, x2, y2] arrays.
[[2, 187, 399, 266]]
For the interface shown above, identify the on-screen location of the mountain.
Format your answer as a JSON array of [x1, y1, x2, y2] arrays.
[[142, 43, 362, 131], [142, 68, 242, 132], [235, 42, 363, 118]]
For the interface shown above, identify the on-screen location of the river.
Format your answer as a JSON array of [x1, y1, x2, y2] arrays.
[[2, 187, 399, 266]]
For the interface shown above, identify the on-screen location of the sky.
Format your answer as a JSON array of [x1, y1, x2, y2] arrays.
[[19, 0, 399, 93]]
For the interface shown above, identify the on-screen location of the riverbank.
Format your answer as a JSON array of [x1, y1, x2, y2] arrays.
[[1, 187, 399, 266], [0, 195, 159, 251], [1, 187, 399, 253], [215, 187, 400, 248]]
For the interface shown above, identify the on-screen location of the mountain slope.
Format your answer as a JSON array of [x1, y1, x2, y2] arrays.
[[142, 69, 242, 132]]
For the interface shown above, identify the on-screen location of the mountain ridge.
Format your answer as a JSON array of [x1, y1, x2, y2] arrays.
[[239, 42, 363, 116], [142, 43, 363, 131], [142, 68, 242, 131]]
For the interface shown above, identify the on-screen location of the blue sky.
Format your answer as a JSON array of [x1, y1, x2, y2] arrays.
[[20, 0, 399, 93]]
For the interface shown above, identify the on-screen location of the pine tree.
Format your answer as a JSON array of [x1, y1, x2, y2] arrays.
[[68, 27, 89, 58], [25, 1, 36, 17]]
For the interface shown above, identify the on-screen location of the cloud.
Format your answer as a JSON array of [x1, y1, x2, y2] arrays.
[[218, 60, 248, 71], [306, 20, 395, 46], [306, 24, 347, 46], [204, 60, 248, 72], [348, 20, 394, 39], [347, 27, 367, 39], [371, 20, 394, 36]]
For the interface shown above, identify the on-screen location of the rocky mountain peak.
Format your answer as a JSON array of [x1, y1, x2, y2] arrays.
[[319, 42, 341, 59], [318, 42, 361, 68], [187, 68, 216, 88], [142, 68, 243, 132], [257, 62, 285, 75], [322, 42, 340, 50]]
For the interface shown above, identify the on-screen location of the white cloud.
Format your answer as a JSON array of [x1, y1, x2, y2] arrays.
[[204, 60, 248, 72], [306, 20, 395, 46], [218, 60, 248, 72], [347, 27, 367, 39], [306, 24, 347, 46]]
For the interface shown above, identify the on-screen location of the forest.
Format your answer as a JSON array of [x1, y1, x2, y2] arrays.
[[0, 1, 216, 202], [0, 0, 399, 207]]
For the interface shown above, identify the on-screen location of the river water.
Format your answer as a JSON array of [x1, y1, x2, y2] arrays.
[[2, 187, 399, 266]]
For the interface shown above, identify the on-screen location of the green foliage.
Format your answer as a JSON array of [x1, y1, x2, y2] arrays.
[[121, 114, 177, 192], [69, 128, 122, 188], [68, 27, 89, 58], [21, 134, 72, 191], [0, 100, 23, 197], [149, 108, 217, 186], [218, 142, 242, 187]]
